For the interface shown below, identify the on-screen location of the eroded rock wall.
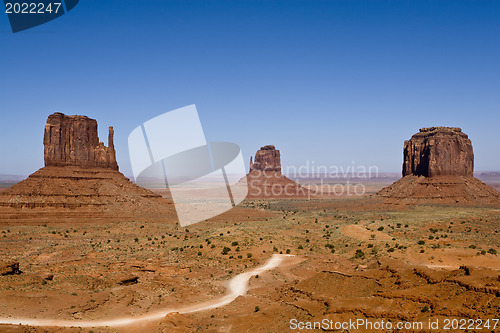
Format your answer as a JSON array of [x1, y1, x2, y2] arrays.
[[403, 127, 473, 177], [44, 113, 118, 170], [250, 145, 281, 173]]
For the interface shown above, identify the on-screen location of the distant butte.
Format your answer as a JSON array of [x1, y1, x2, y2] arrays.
[[250, 145, 281, 173], [378, 127, 499, 204], [0, 113, 173, 223], [246, 145, 309, 198]]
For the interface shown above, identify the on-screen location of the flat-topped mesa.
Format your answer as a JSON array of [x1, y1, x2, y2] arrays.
[[44, 112, 118, 170], [403, 126, 473, 178], [250, 145, 281, 173]]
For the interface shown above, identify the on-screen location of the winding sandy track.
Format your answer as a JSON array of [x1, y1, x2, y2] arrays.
[[0, 254, 291, 328]]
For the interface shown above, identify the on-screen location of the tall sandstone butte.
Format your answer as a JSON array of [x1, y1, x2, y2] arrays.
[[403, 127, 473, 177], [250, 145, 281, 173], [378, 126, 499, 204], [44, 112, 118, 170], [246, 145, 309, 198], [0, 112, 174, 222]]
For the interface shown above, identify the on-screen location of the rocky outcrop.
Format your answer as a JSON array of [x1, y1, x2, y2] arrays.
[[116, 274, 139, 286], [250, 145, 281, 173], [44, 113, 118, 170], [245, 145, 309, 198], [0, 261, 21, 275], [0, 113, 174, 223], [379, 127, 499, 205], [403, 127, 473, 177]]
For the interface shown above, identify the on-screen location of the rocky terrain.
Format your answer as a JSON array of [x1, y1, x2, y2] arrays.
[[0, 198, 498, 332], [0, 123, 498, 333]]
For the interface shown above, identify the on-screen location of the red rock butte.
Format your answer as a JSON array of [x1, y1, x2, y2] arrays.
[[44, 113, 119, 170], [0, 113, 173, 223], [378, 127, 499, 204], [246, 145, 309, 198], [403, 127, 473, 177], [250, 145, 281, 173]]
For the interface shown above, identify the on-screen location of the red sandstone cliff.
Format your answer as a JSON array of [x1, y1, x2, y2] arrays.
[[44, 113, 118, 170], [403, 127, 473, 177], [379, 127, 499, 204], [250, 145, 281, 173]]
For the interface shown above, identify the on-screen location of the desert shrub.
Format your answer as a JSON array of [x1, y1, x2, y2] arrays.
[[286, 249, 291, 254], [487, 248, 497, 255], [222, 247, 231, 255], [231, 241, 239, 246], [459, 265, 471, 275], [247, 253, 252, 258], [254, 306, 260, 312], [298, 245, 303, 250], [421, 305, 430, 313], [418, 240, 425, 245], [354, 249, 365, 258], [377, 226, 384, 231]]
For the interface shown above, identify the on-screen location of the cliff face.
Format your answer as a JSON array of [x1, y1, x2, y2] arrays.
[[250, 145, 281, 173], [379, 126, 499, 205], [403, 127, 473, 177], [44, 113, 118, 170]]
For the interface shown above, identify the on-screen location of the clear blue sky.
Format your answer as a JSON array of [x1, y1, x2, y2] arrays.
[[1, 0, 499, 177]]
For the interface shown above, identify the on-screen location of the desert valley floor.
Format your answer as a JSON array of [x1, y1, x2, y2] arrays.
[[0, 179, 499, 332]]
